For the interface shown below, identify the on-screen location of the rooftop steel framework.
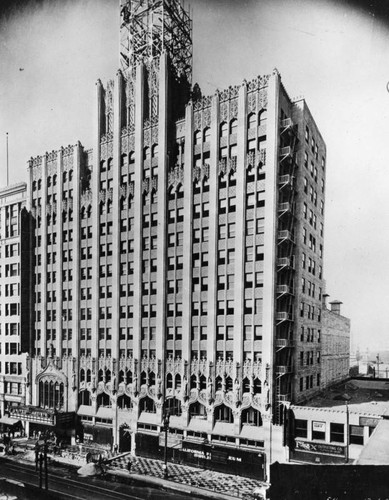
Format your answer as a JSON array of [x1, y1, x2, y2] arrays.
[[120, 0, 192, 83]]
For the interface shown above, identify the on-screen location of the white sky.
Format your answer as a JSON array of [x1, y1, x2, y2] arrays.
[[1, 0, 389, 351]]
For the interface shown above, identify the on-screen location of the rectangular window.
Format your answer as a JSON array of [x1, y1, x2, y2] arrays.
[[330, 423, 344, 443], [295, 419, 308, 438]]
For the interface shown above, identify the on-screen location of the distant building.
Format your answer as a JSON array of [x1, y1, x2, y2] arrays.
[[0, 183, 29, 422], [321, 297, 350, 388]]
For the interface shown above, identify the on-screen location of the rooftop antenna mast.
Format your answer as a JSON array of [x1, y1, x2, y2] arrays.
[[6, 132, 9, 186]]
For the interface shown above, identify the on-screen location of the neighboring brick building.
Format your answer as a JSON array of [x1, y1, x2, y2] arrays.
[[0, 182, 29, 421], [321, 298, 350, 388]]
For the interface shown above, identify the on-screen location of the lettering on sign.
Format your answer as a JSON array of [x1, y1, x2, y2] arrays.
[[296, 440, 344, 456]]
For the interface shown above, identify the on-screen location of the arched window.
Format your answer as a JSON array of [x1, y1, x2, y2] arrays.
[[248, 113, 256, 129], [220, 122, 228, 138], [254, 378, 262, 394], [98, 369, 104, 382], [242, 377, 250, 393], [107, 159, 113, 171], [215, 376, 223, 392], [38, 179, 42, 191], [194, 130, 202, 145], [215, 404, 233, 423], [140, 372, 147, 386], [152, 144, 159, 158], [190, 374, 197, 390], [86, 369, 91, 383], [149, 372, 156, 386], [53, 174, 57, 186], [126, 371, 132, 385], [166, 397, 182, 416], [80, 369, 85, 382], [241, 407, 262, 427], [69, 170, 73, 182], [107, 200, 112, 214], [78, 390, 91, 406], [199, 375, 207, 391], [139, 396, 156, 413], [100, 160, 106, 172], [63, 172, 67, 184], [230, 119, 237, 135], [258, 109, 267, 125], [189, 401, 206, 419], [105, 370, 111, 383], [166, 373, 173, 389], [203, 127, 211, 142], [175, 374, 181, 390], [97, 392, 111, 408], [225, 376, 233, 392], [32, 181, 37, 192], [117, 394, 132, 409], [129, 152, 135, 165], [47, 176, 51, 187], [119, 370, 125, 384]]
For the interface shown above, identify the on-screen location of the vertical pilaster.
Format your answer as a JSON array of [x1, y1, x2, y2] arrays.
[[133, 64, 145, 382], [206, 93, 219, 365], [233, 83, 248, 365], [262, 70, 280, 407], [56, 150, 64, 359], [92, 80, 104, 361], [72, 144, 82, 408], [112, 71, 124, 364], [41, 155, 48, 357], [156, 53, 169, 368], [182, 103, 193, 362]]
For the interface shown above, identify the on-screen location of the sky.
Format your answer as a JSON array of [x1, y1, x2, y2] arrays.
[[1, 0, 389, 351]]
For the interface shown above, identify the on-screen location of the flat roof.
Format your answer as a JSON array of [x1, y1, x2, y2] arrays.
[[296, 379, 389, 417]]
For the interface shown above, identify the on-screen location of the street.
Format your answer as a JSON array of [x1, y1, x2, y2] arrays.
[[0, 457, 195, 500]]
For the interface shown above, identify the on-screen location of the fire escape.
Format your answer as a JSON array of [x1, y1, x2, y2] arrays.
[[274, 117, 298, 424]]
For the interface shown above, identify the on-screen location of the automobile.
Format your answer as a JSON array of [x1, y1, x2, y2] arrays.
[[0, 444, 6, 456]]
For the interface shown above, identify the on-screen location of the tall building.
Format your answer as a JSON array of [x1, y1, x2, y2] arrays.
[[12, 0, 328, 479], [0, 182, 29, 419]]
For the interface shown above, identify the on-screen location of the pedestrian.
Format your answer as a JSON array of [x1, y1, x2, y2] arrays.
[[127, 460, 132, 474], [113, 444, 118, 456]]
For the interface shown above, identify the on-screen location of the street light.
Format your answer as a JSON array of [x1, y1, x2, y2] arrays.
[[162, 408, 170, 479]]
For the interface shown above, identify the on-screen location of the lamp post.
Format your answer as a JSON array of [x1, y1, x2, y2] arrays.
[[162, 408, 170, 479]]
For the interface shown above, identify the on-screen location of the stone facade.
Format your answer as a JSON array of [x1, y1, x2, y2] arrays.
[[6, 0, 330, 480]]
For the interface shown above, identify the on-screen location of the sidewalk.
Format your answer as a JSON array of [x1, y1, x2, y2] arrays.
[[8, 440, 268, 499], [108, 453, 267, 499]]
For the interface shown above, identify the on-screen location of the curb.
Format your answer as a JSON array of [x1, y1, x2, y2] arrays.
[[108, 469, 243, 500]]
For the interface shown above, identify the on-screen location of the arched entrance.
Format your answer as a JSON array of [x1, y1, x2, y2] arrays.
[[119, 424, 132, 453]]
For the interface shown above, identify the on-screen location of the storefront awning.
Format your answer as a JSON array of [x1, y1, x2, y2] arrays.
[[0, 416, 20, 427], [95, 407, 114, 419], [239, 424, 266, 440], [77, 405, 95, 417], [138, 411, 159, 425], [212, 422, 235, 437], [187, 416, 209, 433]]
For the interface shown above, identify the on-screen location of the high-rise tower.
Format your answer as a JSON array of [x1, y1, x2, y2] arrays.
[[17, 0, 327, 480]]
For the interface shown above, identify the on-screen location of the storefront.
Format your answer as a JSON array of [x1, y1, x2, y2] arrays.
[[9, 405, 75, 441], [135, 430, 265, 480]]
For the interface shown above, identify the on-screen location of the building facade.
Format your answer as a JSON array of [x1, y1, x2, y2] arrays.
[[321, 299, 350, 388], [0, 183, 28, 420], [12, 0, 329, 478]]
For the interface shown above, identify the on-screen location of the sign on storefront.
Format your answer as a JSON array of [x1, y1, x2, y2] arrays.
[[296, 440, 344, 456], [158, 433, 183, 449], [312, 421, 326, 432]]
